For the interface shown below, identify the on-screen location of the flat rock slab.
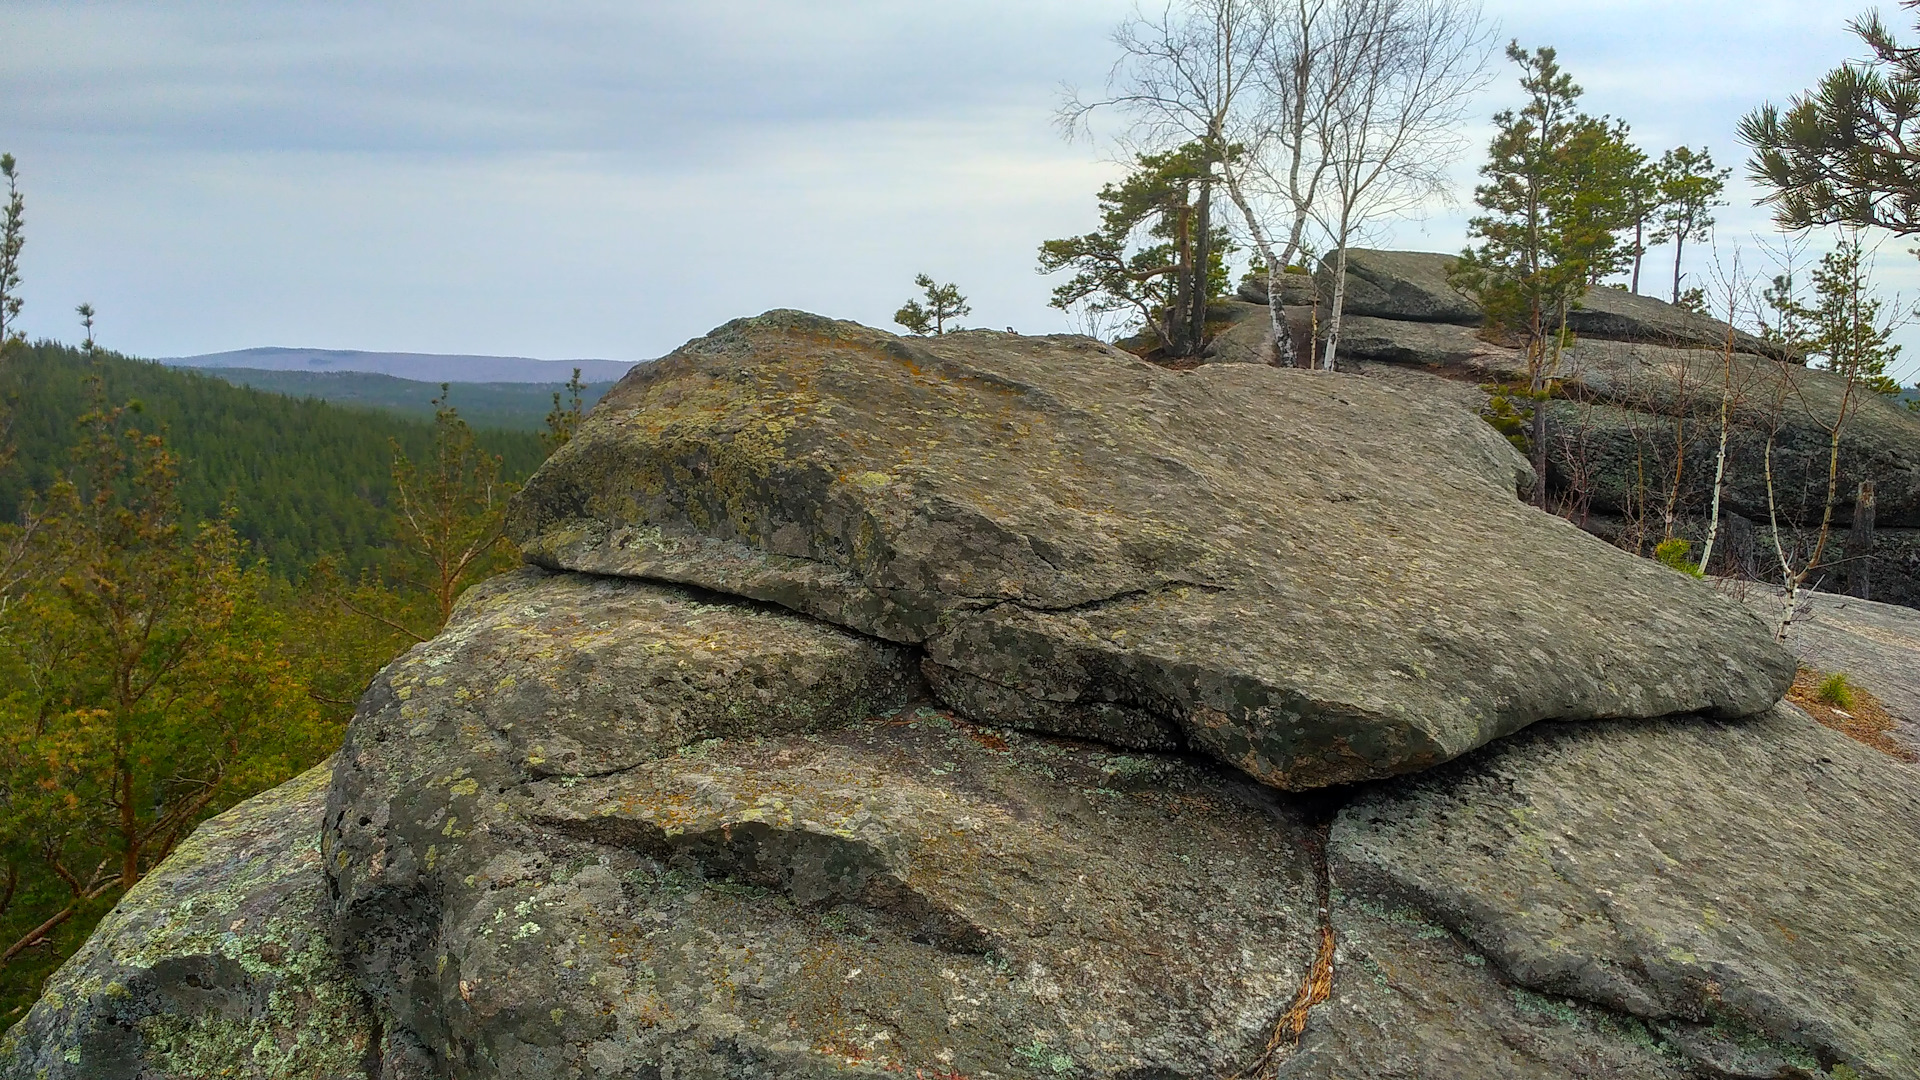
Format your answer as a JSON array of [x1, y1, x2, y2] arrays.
[[1330, 704, 1920, 1080], [1570, 285, 1780, 359], [325, 566, 1328, 1078], [511, 310, 1791, 789], [1332, 315, 1496, 371], [0, 764, 381, 1080], [1332, 311, 1920, 530], [1319, 249, 1485, 325], [1319, 248, 1776, 355]]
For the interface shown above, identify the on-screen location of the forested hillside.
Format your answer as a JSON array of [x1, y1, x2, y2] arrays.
[[0, 342, 548, 575], [191, 367, 618, 431], [1, 335, 565, 1019]]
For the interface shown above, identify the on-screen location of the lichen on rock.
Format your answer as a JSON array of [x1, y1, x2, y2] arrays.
[[0, 763, 380, 1080]]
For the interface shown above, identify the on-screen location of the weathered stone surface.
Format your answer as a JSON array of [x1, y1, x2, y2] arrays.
[[1330, 314, 1494, 370], [1236, 270, 1318, 307], [0, 764, 380, 1080], [326, 566, 1329, 1079], [1202, 299, 1279, 365], [1318, 249, 1483, 325], [1567, 285, 1781, 357], [1554, 338, 1920, 527], [511, 309, 1792, 790], [1330, 704, 1920, 1080], [1277, 892, 1694, 1080], [1334, 311, 1920, 538]]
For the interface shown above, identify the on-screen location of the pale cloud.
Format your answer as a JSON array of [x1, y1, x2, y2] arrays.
[[2, 0, 1910, 377]]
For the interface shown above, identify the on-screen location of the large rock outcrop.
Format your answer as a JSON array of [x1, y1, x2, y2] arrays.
[[323, 567, 1330, 1079], [15, 309, 1901, 1080], [511, 310, 1791, 790], [0, 765, 381, 1080], [1317, 250, 1920, 606]]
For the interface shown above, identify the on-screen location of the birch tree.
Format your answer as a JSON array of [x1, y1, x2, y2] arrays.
[[1312, 0, 1491, 369], [1759, 237, 1906, 638]]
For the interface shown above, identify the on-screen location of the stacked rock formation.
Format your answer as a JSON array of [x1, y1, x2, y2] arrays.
[[1311, 249, 1920, 608], [7, 311, 1917, 1080]]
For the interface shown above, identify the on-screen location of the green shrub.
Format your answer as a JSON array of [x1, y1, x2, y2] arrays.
[[1653, 538, 1704, 578], [1816, 672, 1857, 710]]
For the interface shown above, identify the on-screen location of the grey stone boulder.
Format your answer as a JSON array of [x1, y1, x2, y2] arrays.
[[1317, 248, 1779, 355], [1330, 703, 1920, 1080], [1203, 298, 1281, 365], [0, 764, 383, 1080], [1569, 285, 1783, 359], [511, 310, 1793, 790], [1328, 314, 1495, 371], [1236, 270, 1318, 307], [324, 566, 1331, 1079], [1317, 249, 1483, 325]]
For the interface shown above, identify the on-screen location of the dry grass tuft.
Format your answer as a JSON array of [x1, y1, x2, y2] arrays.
[[1787, 668, 1918, 763]]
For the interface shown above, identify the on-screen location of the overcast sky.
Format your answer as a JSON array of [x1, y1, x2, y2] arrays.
[[1, 1, 1907, 375]]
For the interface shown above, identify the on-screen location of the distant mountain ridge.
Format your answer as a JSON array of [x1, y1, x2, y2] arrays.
[[161, 346, 642, 384], [199, 368, 619, 431]]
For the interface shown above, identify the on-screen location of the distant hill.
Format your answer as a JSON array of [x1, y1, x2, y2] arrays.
[[1, 343, 549, 576], [161, 346, 642, 384], [197, 368, 620, 431]]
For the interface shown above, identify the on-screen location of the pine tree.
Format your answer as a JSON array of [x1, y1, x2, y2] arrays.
[[893, 275, 972, 336], [1039, 143, 1232, 357], [0, 154, 24, 470], [1742, 3, 1920, 235], [0, 387, 340, 995], [542, 367, 586, 451], [1451, 44, 1634, 506], [1651, 146, 1729, 304], [372, 387, 516, 636]]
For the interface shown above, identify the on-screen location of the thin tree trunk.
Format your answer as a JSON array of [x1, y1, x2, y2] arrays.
[[1850, 481, 1876, 600], [1325, 240, 1351, 371], [1223, 173, 1296, 367], [1765, 427, 1805, 641], [1671, 234, 1686, 305], [1167, 201, 1182, 353], [1631, 218, 1644, 294], [1190, 177, 1213, 357], [1697, 321, 1736, 572]]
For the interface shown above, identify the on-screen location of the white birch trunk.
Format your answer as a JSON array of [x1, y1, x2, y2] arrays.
[[1324, 242, 1350, 371], [1225, 171, 1297, 367], [1696, 322, 1736, 573]]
